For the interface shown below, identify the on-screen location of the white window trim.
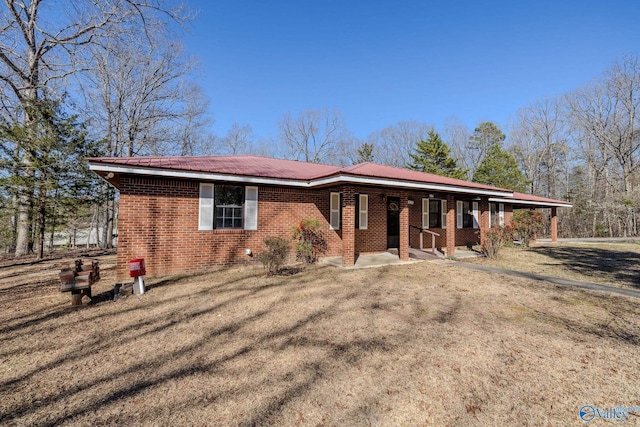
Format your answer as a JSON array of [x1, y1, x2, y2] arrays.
[[198, 183, 215, 231], [499, 203, 505, 227], [441, 199, 447, 229], [422, 198, 429, 228], [424, 198, 447, 229], [359, 194, 368, 230], [330, 192, 340, 230], [489, 203, 493, 228], [456, 200, 463, 229], [472, 201, 479, 229], [244, 186, 258, 230]]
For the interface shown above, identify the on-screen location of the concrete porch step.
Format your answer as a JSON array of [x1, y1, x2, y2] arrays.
[[407, 248, 444, 260]]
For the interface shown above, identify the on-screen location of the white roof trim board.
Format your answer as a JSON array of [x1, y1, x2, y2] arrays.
[[489, 197, 573, 208]]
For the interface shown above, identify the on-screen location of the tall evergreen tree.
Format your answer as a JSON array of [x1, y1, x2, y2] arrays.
[[355, 142, 375, 163], [466, 121, 506, 177], [0, 100, 101, 257], [407, 130, 468, 179], [472, 143, 529, 192]]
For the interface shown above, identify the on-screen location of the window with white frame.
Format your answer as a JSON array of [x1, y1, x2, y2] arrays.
[[199, 183, 214, 230], [489, 202, 505, 227], [422, 198, 447, 228], [355, 194, 368, 230], [456, 200, 479, 229], [330, 192, 341, 230], [215, 185, 244, 228], [198, 183, 258, 230]]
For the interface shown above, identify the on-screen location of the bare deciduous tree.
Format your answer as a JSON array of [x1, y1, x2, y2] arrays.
[[443, 117, 471, 175], [221, 123, 254, 155], [83, 35, 209, 247], [177, 82, 214, 156], [278, 108, 347, 163], [0, 0, 190, 256], [366, 120, 432, 167], [567, 56, 640, 236], [509, 98, 570, 198]]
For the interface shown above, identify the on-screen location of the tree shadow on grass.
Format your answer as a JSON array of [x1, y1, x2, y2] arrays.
[[1, 264, 379, 426], [528, 246, 640, 288], [0, 261, 420, 426], [532, 307, 640, 347]]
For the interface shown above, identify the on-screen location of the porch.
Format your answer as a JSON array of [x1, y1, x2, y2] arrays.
[[336, 185, 565, 267], [322, 247, 483, 269]]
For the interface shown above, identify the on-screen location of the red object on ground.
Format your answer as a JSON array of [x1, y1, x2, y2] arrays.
[[129, 258, 146, 277]]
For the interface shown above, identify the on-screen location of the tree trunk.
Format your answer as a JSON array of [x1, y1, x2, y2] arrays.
[[106, 194, 116, 248], [95, 205, 102, 248], [88, 206, 97, 249], [37, 201, 46, 259], [14, 149, 34, 257], [49, 214, 56, 251]]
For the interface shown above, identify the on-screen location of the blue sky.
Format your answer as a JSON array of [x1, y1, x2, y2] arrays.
[[185, 0, 640, 141]]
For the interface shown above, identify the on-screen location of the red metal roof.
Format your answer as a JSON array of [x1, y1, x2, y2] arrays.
[[341, 162, 511, 192], [88, 155, 509, 191], [87, 155, 342, 181], [87, 155, 572, 206]]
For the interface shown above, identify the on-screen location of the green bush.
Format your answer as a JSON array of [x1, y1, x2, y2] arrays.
[[511, 209, 543, 247], [481, 226, 513, 258], [292, 218, 328, 264], [259, 236, 290, 275]]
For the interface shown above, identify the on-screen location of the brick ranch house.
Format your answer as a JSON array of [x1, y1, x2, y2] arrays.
[[87, 155, 572, 281]]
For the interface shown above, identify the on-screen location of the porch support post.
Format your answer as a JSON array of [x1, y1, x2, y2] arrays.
[[551, 207, 558, 243], [341, 186, 356, 266], [479, 197, 490, 246], [446, 194, 456, 256], [399, 192, 409, 261], [530, 208, 537, 245]]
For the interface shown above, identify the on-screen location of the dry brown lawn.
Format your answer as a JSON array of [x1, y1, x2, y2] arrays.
[[468, 241, 640, 289], [1, 248, 640, 426]]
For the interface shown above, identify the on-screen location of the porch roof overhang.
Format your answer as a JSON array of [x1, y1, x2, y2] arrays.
[[489, 192, 573, 208]]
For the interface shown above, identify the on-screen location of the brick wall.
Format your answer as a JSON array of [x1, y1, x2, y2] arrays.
[[116, 176, 343, 281], [353, 187, 393, 254], [504, 205, 513, 226], [405, 193, 492, 250], [407, 193, 448, 250], [341, 186, 355, 266], [116, 176, 518, 279]]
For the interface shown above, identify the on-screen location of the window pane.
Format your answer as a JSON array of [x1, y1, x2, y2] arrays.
[[215, 185, 244, 206], [214, 186, 245, 229], [490, 203, 498, 227], [429, 200, 441, 228], [463, 201, 473, 228]]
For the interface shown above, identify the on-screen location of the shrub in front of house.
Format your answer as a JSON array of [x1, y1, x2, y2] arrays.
[[481, 226, 513, 258], [259, 236, 290, 275], [292, 218, 328, 264], [511, 209, 543, 247]]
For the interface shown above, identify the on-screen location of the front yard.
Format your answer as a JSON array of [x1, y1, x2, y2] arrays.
[[1, 248, 639, 425], [468, 241, 640, 289]]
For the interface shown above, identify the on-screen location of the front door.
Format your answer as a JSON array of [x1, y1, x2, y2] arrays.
[[387, 196, 400, 248]]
